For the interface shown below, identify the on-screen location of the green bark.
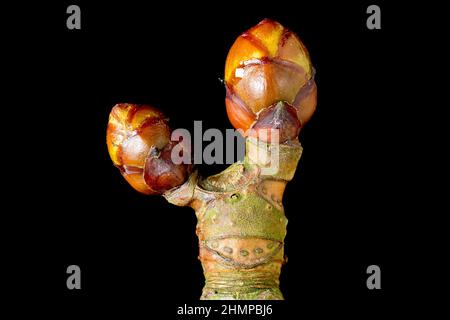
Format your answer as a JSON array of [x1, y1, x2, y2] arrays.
[[164, 138, 303, 300]]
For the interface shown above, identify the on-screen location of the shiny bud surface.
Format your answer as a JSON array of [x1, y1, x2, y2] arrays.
[[225, 19, 317, 132], [106, 103, 190, 194]]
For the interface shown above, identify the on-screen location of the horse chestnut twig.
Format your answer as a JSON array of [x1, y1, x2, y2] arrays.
[[106, 19, 317, 300]]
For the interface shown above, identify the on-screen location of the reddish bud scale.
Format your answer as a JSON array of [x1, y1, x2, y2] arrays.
[[144, 142, 193, 193], [249, 101, 301, 143]]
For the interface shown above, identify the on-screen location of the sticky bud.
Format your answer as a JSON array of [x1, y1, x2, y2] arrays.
[[224, 19, 317, 132]]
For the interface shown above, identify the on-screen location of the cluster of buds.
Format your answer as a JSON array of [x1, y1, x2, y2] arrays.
[[107, 18, 316, 193]]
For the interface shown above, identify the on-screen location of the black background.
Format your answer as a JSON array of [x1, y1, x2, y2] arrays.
[[4, 0, 433, 318]]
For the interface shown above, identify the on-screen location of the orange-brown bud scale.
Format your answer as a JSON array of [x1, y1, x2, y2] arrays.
[[225, 87, 256, 132]]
